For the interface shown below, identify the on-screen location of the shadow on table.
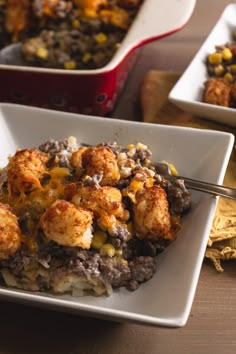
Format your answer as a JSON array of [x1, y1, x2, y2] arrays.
[[0, 301, 125, 354]]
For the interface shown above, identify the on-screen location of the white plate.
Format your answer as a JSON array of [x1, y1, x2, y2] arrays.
[[0, 103, 234, 327], [169, 3, 236, 128]]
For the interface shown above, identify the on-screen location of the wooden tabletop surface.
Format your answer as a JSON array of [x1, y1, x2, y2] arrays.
[[1, 1, 236, 353]]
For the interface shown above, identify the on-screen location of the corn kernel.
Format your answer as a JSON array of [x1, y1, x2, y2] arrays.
[[127, 222, 134, 236], [36, 47, 48, 60], [95, 32, 107, 44], [110, 8, 129, 29], [99, 9, 111, 23], [214, 64, 225, 76], [82, 53, 92, 63], [98, 213, 115, 230], [26, 236, 38, 252], [72, 19, 80, 29], [222, 48, 232, 61], [100, 243, 115, 257], [145, 177, 155, 188], [91, 231, 107, 250], [136, 142, 148, 150], [130, 179, 143, 191], [168, 163, 178, 176], [230, 64, 236, 72], [83, 8, 97, 18], [127, 144, 135, 150], [64, 60, 77, 70], [224, 72, 233, 82], [208, 52, 222, 65], [115, 248, 123, 257], [123, 209, 130, 222], [49, 167, 70, 178]]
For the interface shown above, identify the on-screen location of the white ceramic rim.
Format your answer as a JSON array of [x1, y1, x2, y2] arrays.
[[0, 103, 234, 327], [168, 3, 236, 127]]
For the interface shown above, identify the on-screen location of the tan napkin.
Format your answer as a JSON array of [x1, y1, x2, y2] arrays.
[[140, 70, 236, 272]]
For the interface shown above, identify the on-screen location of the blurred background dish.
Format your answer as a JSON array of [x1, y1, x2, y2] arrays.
[[169, 4, 236, 128], [0, 0, 196, 116]]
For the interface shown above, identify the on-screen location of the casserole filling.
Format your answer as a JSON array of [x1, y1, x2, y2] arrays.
[[0, 137, 191, 296], [0, 0, 143, 69]]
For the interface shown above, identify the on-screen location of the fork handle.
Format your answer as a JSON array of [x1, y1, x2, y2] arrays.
[[179, 176, 236, 200]]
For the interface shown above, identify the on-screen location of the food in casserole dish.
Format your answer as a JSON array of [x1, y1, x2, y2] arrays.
[[0, 0, 143, 70], [0, 136, 191, 296], [203, 27, 236, 108]]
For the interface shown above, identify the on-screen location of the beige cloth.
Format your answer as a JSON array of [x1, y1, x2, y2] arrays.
[[140, 70, 236, 272]]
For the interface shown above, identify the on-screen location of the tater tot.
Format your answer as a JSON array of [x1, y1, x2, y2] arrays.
[[39, 199, 93, 248], [75, 0, 107, 10], [0, 202, 22, 260], [81, 146, 120, 186], [7, 148, 49, 196], [203, 78, 231, 107], [67, 184, 128, 220], [70, 146, 88, 177], [65, 184, 129, 233], [133, 185, 174, 241]]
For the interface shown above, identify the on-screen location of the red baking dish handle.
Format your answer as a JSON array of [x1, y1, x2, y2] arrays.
[[129, 0, 196, 45], [110, 0, 196, 68]]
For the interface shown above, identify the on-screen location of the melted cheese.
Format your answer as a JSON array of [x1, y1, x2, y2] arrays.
[[0, 167, 71, 239]]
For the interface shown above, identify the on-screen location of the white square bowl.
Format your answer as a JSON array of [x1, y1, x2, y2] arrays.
[[169, 3, 236, 128], [0, 103, 234, 327]]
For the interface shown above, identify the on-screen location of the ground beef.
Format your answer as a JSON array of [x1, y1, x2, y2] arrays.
[[39, 137, 72, 154], [99, 256, 131, 288], [132, 148, 152, 164], [1, 242, 158, 293], [109, 224, 129, 248], [67, 252, 101, 279], [83, 174, 103, 188], [116, 178, 130, 189], [127, 256, 156, 291], [166, 179, 192, 215], [141, 239, 166, 257], [0, 249, 36, 276], [39, 137, 75, 167], [124, 238, 166, 259], [38, 243, 102, 279], [100, 142, 126, 156]]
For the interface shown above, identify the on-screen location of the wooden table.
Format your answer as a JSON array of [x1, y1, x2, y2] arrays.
[[1, 1, 236, 353]]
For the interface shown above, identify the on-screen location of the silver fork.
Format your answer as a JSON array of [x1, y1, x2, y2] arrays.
[[155, 163, 236, 200]]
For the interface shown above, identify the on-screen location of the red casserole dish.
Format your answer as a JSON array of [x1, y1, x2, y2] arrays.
[[0, 0, 196, 115]]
